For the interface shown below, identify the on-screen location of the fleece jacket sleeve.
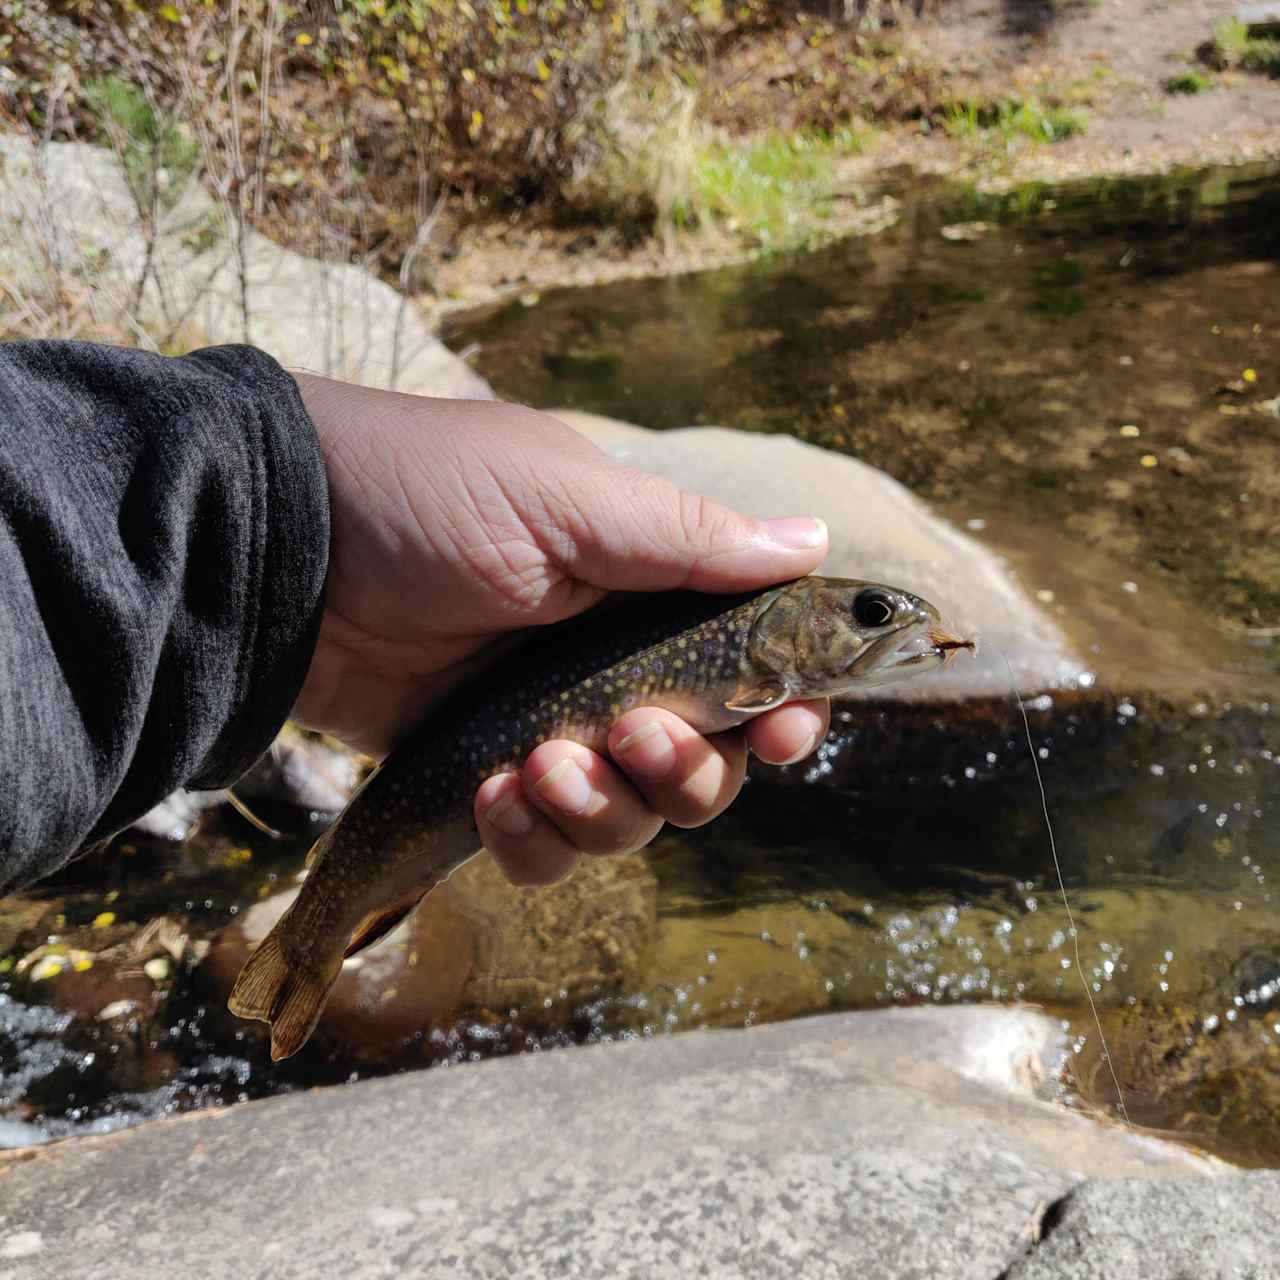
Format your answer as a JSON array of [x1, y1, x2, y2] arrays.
[[0, 341, 330, 891]]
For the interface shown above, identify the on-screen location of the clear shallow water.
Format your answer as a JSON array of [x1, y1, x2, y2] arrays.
[[4, 163, 1280, 1164]]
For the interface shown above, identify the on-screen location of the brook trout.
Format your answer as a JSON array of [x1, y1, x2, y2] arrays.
[[230, 575, 972, 1059]]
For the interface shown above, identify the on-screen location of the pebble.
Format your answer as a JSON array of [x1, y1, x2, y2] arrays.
[[0, 1232, 42, 1260]]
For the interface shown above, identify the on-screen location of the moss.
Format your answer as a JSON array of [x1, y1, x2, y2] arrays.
[[1164, 70, 1211, 94], [1206, 18, 1280, 76], [84, 76, 198, 213], [941, 96, 1086, 145]]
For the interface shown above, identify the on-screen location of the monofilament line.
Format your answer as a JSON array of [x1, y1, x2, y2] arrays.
[[1001, 651, 1131, 1127]]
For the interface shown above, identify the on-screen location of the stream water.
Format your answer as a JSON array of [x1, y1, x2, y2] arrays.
[[3, 161, 1279, 1163]]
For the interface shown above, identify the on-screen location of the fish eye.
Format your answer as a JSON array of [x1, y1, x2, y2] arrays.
[[853, 589, 896, 628]]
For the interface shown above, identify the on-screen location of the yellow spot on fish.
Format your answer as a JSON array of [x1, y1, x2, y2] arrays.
[[92, 912, 116, 928]]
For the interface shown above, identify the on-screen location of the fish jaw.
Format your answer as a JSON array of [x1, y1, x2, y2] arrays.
[[822, 616, 976, 692]]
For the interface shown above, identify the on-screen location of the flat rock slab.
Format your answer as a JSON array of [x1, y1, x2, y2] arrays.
[[1, 1007, 1248, 1280], [1006, 1175, 1280, 1279]]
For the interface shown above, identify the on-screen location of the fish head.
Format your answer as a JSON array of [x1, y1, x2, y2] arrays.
[[751, 576, 975, 698]]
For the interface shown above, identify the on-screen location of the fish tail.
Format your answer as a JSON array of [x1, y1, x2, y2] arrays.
[[228, 932, 341, 1062]]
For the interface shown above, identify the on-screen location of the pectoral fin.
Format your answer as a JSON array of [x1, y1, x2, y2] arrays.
[[725, 679, 790, 714]]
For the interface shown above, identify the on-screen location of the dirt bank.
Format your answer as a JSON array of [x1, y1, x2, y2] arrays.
[[430, 0, 1280, 313]]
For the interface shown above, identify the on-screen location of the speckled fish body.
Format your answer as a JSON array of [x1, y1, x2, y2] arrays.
[[229, 575, 971, 1059]]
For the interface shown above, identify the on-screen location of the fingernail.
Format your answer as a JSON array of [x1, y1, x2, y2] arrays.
[[615, 720, 676, 779], [778, 731, 818, 767], [486, 791, 535, 838], [534, 757, 593, 815], [764, 516, 828, 550]]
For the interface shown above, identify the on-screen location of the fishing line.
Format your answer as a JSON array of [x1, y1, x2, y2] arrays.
[[999, 649, 1131, 1127]]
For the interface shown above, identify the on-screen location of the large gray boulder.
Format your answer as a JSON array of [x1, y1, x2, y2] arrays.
[[0, 135, 491, 399], [4, 1007, 1259, 1280]]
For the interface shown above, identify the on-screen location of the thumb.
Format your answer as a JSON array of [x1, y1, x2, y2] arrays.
[[552, 462, 829, 593]]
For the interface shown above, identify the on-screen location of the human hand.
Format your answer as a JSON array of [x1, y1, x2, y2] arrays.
[[292, 374, 830, 886]]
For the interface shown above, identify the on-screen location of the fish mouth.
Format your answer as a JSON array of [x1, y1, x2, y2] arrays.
[[840, 615, 977, 690], [888, 624, 978, 671]]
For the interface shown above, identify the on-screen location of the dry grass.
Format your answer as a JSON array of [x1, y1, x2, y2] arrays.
[[0, 1, 445, 370], [1, 1, 961, 282]]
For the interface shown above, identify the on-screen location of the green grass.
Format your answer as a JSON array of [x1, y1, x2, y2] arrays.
[[1164, 70, 1211, 94], [1209, 18, 1280, 75], [942, 97, 1085, 145], [574, 80, 877, 253], [84, 76, 198, 212], [679, 127, 874, 249]]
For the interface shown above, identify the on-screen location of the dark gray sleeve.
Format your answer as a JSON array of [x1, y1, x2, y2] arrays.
[[0, 341, 330, 891]]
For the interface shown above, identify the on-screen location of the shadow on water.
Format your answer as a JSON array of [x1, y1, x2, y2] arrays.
[[4, 162, 1280, 1166]]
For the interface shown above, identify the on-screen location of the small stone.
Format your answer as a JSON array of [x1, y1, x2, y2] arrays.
[[96, 999, 139, 1021], [1, 1231, 42, 1259], [143, 957, 171, 982], [1139, 454, 1158, 468], [30, 956, 68, 982], [1118, 424, 1140, 437]]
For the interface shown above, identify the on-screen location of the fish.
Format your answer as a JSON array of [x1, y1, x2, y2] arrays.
[[229, 575, 974, 1060]]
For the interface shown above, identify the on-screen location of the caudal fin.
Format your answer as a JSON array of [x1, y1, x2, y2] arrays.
[[228, 933, 340, 1062]]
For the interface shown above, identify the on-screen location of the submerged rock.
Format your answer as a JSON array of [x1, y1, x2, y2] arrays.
[[557, 410, 1081, 703], [197, 852, 657, 1066], [553, 411, 1247, 706]]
